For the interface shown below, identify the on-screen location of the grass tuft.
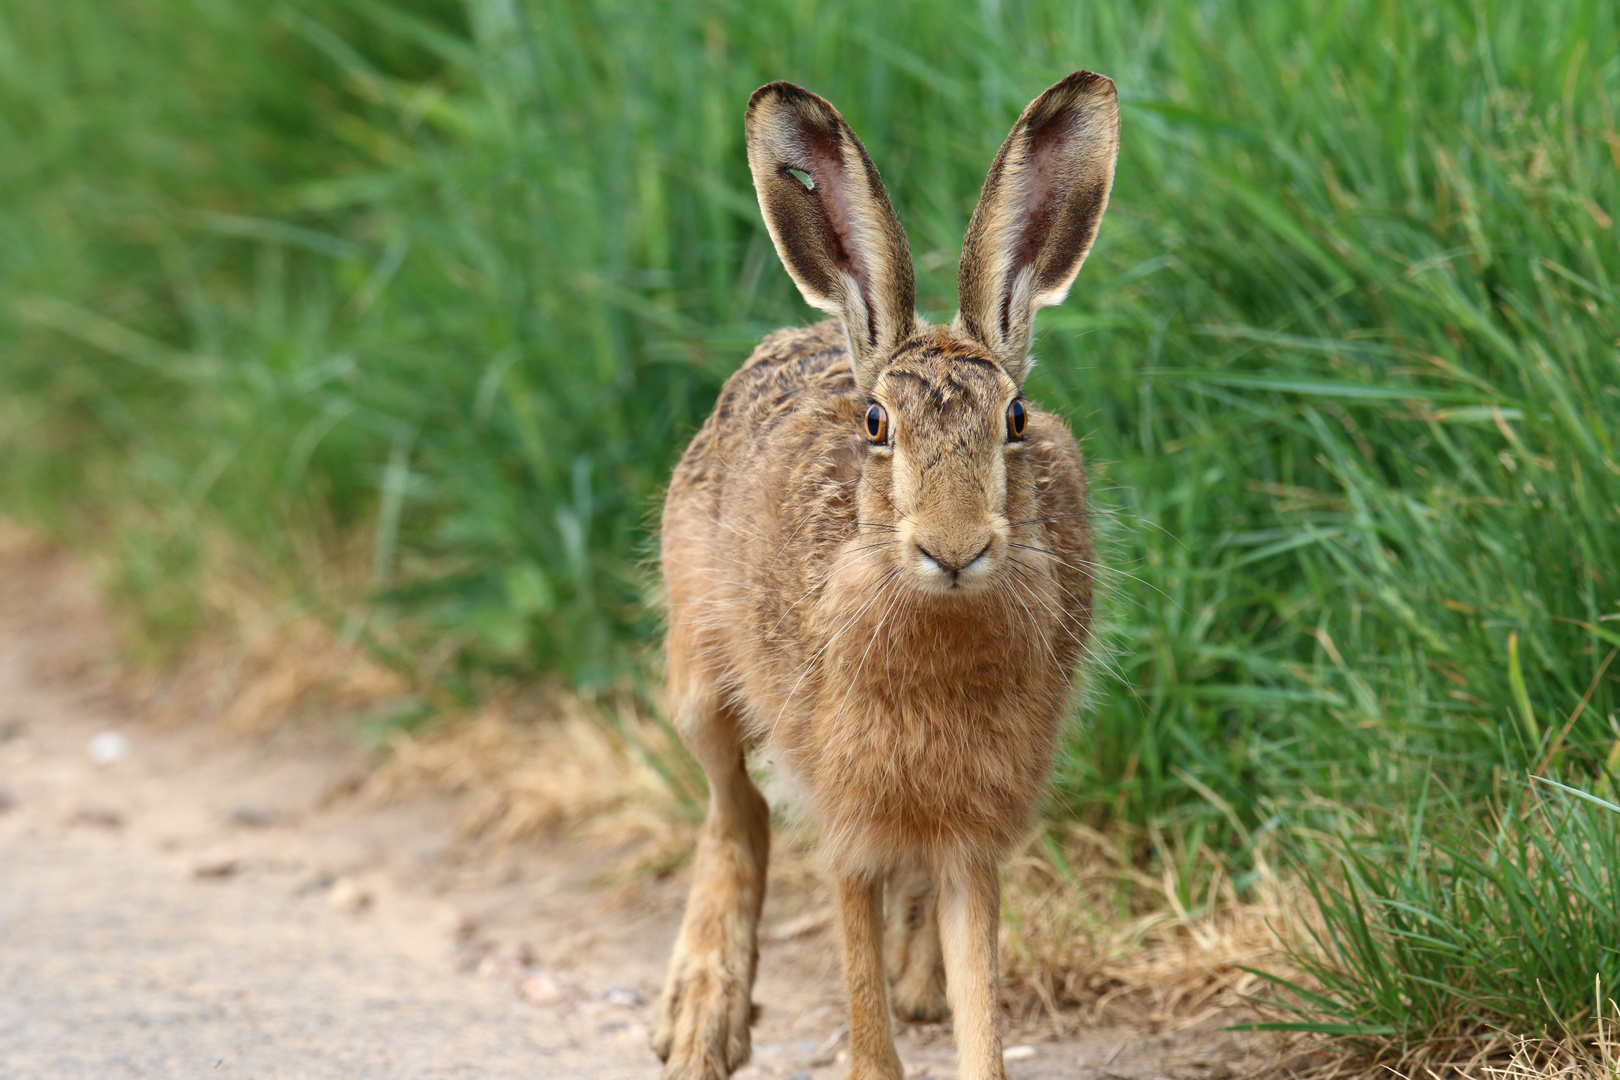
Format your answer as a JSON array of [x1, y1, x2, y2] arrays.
[[1252, 782, 1620, 1068]]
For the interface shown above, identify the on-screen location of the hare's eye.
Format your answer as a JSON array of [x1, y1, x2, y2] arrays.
[[865, 403, 888, 443], [1006, 399, 1027, 440]]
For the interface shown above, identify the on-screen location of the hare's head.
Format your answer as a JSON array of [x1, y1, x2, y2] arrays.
[[745, 74, 1119, 597]]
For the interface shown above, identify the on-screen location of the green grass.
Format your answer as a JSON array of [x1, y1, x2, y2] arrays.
[[1253, 781, 1620, 1057], [2, 0, 1618, 1060]]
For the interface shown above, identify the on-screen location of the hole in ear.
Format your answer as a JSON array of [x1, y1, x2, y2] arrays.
[[787, 167, 815, 191]]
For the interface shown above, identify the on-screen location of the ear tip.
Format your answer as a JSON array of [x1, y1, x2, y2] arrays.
[[747, 81, 833, 118], [749, 81, 802, 105], [1060, 70, 1117, 93], [1017, 71, 1119, 140], [1046, 70, 1120, 114]]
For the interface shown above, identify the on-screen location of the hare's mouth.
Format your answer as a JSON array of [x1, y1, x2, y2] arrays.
[[910, 539, 995, 595]]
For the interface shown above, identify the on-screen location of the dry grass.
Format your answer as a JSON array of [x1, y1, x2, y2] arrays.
[[1290, 1020, 1620, 1080], [999, 823, 1311, 1034], [14, 509, 415, 736], [1311, 1005, 1620, 1080], [131, 612, 407, 735], [146, 529, 406, 733], [358, 692, 697, 864], [1482, 1015, 1620, 1080], [1235, 982, 1620, 1080]]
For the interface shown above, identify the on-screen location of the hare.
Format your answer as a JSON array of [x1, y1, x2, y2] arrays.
[[653, 72, 1120, 1080]]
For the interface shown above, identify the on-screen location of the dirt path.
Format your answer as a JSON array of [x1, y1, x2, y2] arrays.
[[0, 538, 1256, 1079]]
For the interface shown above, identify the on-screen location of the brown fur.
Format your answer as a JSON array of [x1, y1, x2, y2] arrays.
[[885, 866, 948, 1021], [654, 74, 1120, 1080]]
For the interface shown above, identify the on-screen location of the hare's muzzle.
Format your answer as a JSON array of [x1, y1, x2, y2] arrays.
[[907, 530, 998, 593]]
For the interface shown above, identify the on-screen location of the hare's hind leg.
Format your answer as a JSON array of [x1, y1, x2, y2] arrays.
[[885, 866, 950, 1022], [652, 670, 770, 1080]]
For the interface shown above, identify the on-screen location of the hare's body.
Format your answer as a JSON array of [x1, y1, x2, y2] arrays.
[[664, 320, 1091, 873], [654, 74, 1119, 1080]]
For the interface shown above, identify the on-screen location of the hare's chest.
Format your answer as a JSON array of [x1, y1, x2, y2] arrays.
[[794, 645, 1069, 864]]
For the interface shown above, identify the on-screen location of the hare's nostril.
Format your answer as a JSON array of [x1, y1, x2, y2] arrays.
[[914, 540, 992, 575]]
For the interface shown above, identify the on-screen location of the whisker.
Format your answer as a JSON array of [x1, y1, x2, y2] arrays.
[[769, 573, 894, 739], [873, 485, 919, 527], [829, 569, 901, 724], [1005, 512, 1092, 529], [762, 544, 890, 639], [1007, 543, 1169, 600], [1004, 567, 1130, 687]]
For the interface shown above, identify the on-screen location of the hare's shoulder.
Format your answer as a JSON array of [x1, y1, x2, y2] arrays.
[[671, 321, 861, 484], [722, 320, 858, 426], [1023, 407, 1087, 502]]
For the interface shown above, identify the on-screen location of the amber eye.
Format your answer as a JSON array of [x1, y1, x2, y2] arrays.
[[1006, 399, 1027, 440], [865, 403, 889, 443]]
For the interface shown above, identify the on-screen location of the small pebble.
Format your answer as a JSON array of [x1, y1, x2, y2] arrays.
[[294, 871, 335, 896], [473, 946, 526, 981], [88, 731, 131, 765], [1003, 1044, 1036, 1061], [69, 804, 125, 829], [0, 716, 25, 742], [194, 858, 241, 880], [328, 877, 372, 913], [518, 970, 569, 1006], [600, 985, 645, 1008], [784, 1072, 814, 1080], [228, 805, 274, 828]]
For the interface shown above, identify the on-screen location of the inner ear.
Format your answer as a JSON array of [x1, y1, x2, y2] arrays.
[[1017, 109, 1114, 308], [954, 71, 1120, 381], [745, 82, 917, 391], [780, 126, 880, 345]]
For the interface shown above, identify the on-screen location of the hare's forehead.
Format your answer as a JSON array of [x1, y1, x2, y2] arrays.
[[874, 347, 1012, 421]]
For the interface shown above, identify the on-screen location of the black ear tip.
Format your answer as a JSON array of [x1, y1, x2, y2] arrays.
[[748, 81, 830, 114], [750, 81, 802, 104], [1020, 71, 1118, 135], [1048, 70, 1118, 104]]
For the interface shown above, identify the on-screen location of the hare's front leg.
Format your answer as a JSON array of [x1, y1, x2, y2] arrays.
[[838, 873, 906, 1080], [885, 866, 949, 1022], [653, 688, 770, 1080], [938, 859, 1006, 1080]]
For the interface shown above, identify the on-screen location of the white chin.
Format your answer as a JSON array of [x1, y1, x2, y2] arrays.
[[908, 563, 995, 597]]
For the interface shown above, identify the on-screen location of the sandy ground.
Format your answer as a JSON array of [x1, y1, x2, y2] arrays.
[[0, 538, 1260, 1080]]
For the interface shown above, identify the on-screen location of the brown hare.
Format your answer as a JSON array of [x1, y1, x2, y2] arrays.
[[653, 72, 1119, 1080]]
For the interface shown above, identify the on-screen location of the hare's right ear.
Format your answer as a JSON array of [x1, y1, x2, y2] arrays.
[[955, 72, 1120, 384], [746, 82, 916, 393]]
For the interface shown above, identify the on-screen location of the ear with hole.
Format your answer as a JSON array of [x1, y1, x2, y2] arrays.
[[745, 82, 917, 392], [955, 71, 1120, 384]]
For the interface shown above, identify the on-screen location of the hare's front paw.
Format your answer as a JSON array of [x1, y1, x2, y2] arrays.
[[652, 955, 756, 1079]]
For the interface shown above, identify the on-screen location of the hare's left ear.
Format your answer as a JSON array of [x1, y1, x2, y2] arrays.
[[955, 71, 1119, 384]]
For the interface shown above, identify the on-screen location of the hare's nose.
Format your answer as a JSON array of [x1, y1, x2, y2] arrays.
[[914, 537, 993, 575]]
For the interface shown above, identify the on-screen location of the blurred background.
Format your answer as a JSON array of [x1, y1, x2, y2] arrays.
[[2, 0, 1618, 1059]]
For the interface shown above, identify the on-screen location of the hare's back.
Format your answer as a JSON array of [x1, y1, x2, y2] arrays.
[[712, 319, 857, 433], [662, 320, 866, 608]]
